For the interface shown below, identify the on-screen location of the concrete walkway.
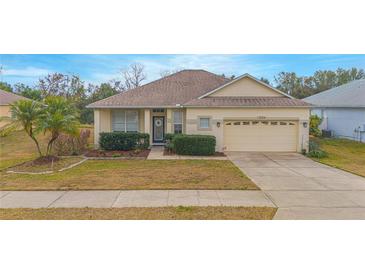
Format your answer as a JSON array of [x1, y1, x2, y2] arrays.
[[0, 190, 274, 208], [226, 152, 365, 219], [147, 146, 227, 160]]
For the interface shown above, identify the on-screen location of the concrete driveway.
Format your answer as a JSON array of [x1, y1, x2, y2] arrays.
[[226, 152, 365, 219]]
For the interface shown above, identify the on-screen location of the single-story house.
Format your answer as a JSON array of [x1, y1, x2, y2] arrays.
[[0, 89, 29, 128], [87, 70, 310, 152], [304, 80, 365, 143]]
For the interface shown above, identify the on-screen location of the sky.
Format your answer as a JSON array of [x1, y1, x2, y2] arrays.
[[0, 54, 364, 87]]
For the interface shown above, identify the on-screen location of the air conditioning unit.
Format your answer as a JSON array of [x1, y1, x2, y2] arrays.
[[322, 130, 332, 138]]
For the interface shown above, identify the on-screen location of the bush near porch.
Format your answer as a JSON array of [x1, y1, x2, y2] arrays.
[[166, 134, 216, 156], [99, 132, 150, 150]]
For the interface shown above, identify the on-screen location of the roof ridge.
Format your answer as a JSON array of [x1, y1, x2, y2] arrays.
[[88, 69, 229, 107]]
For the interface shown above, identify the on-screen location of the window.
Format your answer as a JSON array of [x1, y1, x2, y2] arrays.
[[173, 111, 183, 134], [252, 121, 259, 125], [261, 121, 269, 125], [233, 122, 240, 125], [280, 122, 287, 125], [199, 117, 210, 129], [112, 110, 139, 132], [242, 121, 250, 125], [270, 121, 278, 125], [153, 108, 165, 113]]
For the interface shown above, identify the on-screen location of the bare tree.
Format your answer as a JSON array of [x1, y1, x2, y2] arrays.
[[121, 63, 147, 91], [159, 68, 183, 78]]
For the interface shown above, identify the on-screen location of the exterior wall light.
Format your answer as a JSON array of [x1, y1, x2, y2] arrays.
[[216, 122, 221, 128], [303, 122, 308, 128]]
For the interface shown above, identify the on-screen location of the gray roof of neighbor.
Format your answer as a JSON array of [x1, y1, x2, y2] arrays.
[[0, 89, 29, 105], [303, 79, 365, 108], [87, 69, 310, 108]]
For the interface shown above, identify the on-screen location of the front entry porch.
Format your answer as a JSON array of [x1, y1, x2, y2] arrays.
[[93, 107, 185, 147]]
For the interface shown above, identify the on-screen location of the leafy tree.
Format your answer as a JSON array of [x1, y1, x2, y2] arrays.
[[310, 115, 323, 137], [10, 100, 44, 156], [13, 83, 43, 101], [39, 96, 79, 156], [259, 77, 271, 85], [275, 68, 365, 98], [0, 81, 13, 92]]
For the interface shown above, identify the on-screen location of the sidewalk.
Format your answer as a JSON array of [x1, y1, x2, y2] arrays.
[[0, 190, 274, 208]]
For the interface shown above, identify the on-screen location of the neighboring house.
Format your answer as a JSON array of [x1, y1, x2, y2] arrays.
[[0, 89, 29, 128], [304, 80, 365, 143], [87, 70, 310, 152]]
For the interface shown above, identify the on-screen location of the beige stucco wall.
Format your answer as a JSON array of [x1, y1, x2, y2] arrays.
[[93, 108, 189, 146], [186, 107, 310, 152], [0, 105, 11, 127], [209, 77, 284, 97], [93, 109, 111, 146]]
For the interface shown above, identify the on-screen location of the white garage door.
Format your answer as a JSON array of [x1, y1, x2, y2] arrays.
[[224, 120, 298, 152]]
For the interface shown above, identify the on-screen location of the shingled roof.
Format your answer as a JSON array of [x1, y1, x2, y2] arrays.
[[0, 89, 29, 105], [87, 70, 229, 108], [87, 69, 310, 108], [304, 79, 365, 108], [185, 96, 311, 107]]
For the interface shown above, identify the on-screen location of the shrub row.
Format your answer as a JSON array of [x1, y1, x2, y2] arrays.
[[99, 132, 150, 151], [166, 134, 216, 156]]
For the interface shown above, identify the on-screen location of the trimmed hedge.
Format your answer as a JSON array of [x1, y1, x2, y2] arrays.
[[173, 134, 216, 156], [99, 132, 150, 151]]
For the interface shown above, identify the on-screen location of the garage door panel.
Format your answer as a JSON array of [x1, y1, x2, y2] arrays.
[[224, 121, 297, 152]]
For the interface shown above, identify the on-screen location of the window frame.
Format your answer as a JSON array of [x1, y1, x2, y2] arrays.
[[198, 116, 212, 131], [172, 110, 183, 134], [112, 110, 139, 132]]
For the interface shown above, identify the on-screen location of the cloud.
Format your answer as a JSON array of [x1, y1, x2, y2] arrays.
[[2, 66, 51, 77]]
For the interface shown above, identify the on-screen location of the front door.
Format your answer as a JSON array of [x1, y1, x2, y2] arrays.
[[153, 116, 165, 143]]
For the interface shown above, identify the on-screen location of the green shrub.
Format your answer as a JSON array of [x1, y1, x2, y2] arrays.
[[307, 140, 328, 158], [164, 133, 183, 152], [99, 132, 149, 151], [173, 134, 216, 156], [310, 115, 323, 137]]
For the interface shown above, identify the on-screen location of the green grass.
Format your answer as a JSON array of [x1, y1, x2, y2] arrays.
[[0, 159, 258, 190], [0, 207, 277, 220], [310, 137, 365, 177]]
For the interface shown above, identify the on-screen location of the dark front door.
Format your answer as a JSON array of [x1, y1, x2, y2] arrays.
[[153, 116, 165, 143]]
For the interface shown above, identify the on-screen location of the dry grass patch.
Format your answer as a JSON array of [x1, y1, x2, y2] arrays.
[[0, 206, 276, 220], [7, 157, 84, 173], [0, 130, 49, 170], [0, 160, 258, 190], [0, 127, 94, 170], [311, 137, 365, 177]]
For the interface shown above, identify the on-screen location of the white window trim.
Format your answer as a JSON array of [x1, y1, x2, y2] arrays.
[[112, 110, 139, 132], [173, 110, 183, 134], [198, 116, 212, 131]]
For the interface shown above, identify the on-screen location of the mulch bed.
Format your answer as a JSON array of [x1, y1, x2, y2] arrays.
[[163, 148, 226, 157], [32, 155, 60, 165], [84, 149, 150, 158]]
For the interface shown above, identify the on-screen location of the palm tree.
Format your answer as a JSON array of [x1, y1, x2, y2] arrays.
[[10, 100, 44, 157], [40, 96, 79, 156]]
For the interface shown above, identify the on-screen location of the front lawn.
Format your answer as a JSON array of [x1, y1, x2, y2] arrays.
[[0, 126, 94, 170], [310, 137, 365, 177], [0, 206, 276, 220], [0, 159, 258, 190]]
